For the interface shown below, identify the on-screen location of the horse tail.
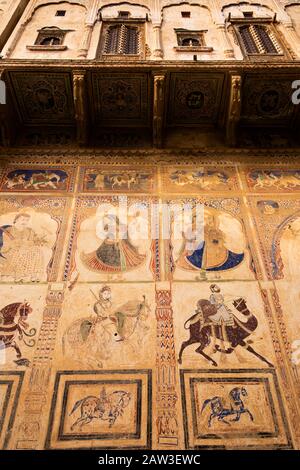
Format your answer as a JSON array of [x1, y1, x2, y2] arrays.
[[22, 327, 37, 338], [69, 398, 84, 416], [201, 399, 212, 414]]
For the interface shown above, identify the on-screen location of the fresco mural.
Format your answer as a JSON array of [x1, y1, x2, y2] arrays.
[[58, 283, 154, 369], [0, 285, 47, 368], [173, 282, 275, 370], [81, 167, 156, 193], [0, 166, 76, 192], [0, 197, 70, 283], [180, 369, 292, 449], [161, 167, 238, 193], [167, 200, 255, 281], [64, 196, 158, 282], [244, 169, 300, 192], [0, 157, 299, 450]]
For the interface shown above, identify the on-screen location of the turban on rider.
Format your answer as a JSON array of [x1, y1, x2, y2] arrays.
[[100, 285, 111, 294], [210, 284, 221, 293]]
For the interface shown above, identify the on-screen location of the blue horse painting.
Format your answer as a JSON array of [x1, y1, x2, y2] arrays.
[[201, 387, 254, 427]]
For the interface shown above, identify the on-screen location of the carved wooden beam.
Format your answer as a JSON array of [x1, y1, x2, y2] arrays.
[[73, 71, 88, 146], [153, 73, 166, 148], [226, 73, 242, 147], [0, 68, 17, 146]]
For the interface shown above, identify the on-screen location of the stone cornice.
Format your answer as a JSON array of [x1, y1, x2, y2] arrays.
[[1, 59, 300, 72]]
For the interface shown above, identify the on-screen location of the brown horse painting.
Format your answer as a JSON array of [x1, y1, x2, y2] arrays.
[[178, 298, 273, 367], [0, 302, 36, 366], [70, 389, 131, 430]]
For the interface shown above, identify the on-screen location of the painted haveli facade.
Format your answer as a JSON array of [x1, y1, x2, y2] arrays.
[[1, 0, 300, 451], [1, 0, 300, 147]]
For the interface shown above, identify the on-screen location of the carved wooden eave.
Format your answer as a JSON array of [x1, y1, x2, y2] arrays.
[[72, 70, 88, 146], [0, 67, 19, 146], [226, 73, 242, 147], [153, 73, 165, 148], [0, 59, 300, 149]]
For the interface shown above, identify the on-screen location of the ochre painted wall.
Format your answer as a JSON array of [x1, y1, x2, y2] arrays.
[[0, 151, 300, 450]]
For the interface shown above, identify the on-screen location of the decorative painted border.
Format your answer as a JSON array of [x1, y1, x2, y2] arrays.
[[0, 371, 25, 449], [180, 368, 293, 450], [45, 369, 152, 450]]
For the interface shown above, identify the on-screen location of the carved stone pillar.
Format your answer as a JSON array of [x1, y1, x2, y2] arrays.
[[210, 0, 234, 58], [153, 24, 163, 59], [280, 23, 300, 59], [226, 74, 242, 147], [153, 74, 165, 148], [271, 0, 300, 57], [5, 24, 25, 57], [216, 24, 235, 58], [73, 71, 88, 146], [78, 23, 93, 58], [0, 68, 15, 146]]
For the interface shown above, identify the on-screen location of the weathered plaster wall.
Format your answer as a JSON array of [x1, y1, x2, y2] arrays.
[[2, 0, 300, 60], [11, 1, 87, 59]]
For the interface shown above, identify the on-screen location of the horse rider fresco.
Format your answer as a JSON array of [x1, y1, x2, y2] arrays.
[[186, 284, 236, 352], [92, 285, 126, 340], [208, 284, 234, 327]]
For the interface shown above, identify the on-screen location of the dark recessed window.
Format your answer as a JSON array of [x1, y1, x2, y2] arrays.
[[182, 37, 200, 46], [177, 31, 205, 47], [56, 10, 66, 17], [243, 12, 253, 18], [181, 12, 191, 18], [40, 36, 61, 46], [118, 11, 130, 18]]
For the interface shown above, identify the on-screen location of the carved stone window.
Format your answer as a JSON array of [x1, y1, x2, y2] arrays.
[[27, 27, 69, 51], [174, 29, 213, 52], [35, 27, 66, 45], [99, 21, 145, 60], [230, 17, 286, 59]]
